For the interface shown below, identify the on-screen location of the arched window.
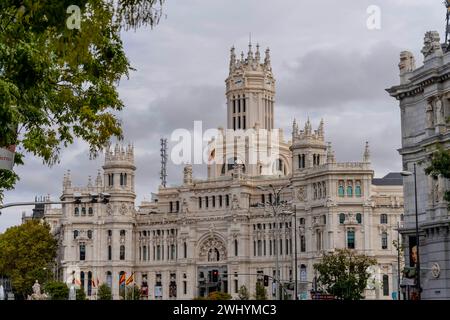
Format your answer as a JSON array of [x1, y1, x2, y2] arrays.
[[74, 207, 79, 216], [107, 230, 112, 237], [347, 230, 355, 249], [300, 264, 307, 282], [183, 242, 187, 259], [300, 235, 306, 252], [120, 245, 125, 260], [339, 213, 345, 224], [356, 213, 362, 224], [73, 230, 79, 239], [313, 183, 317, 200], [234, 239, 238, 256], [143, 245, 147, 261], [382, 275, 389, 296], [87, 271, 92, 296], [80, 271, 85, 289], [322, 182, 327, 197], [338, 181, 345, 197], [120, 230, 126, 237], [81, 207, 86, 216], [106, 271, 112, 288], [380, 214, 388, 224], [87, 230, 93, 239], [347, 185, 353, 197], [88, 207, 93, 216], [381, 232, 388, 249], [322, 215, 327, 225]]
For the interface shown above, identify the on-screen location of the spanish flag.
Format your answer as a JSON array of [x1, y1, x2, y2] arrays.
[[126, 272, 135, 286], [119, 273, 126, 285]]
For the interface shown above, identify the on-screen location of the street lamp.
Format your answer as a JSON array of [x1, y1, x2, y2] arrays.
[[256, 183, 292, 300], [400, 163, 421, 300]]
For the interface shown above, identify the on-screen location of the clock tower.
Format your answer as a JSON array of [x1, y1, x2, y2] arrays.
[[225, 42, 275, 131]]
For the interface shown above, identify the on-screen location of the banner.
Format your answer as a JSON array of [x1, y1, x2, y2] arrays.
[[0, 145, 15, 170]]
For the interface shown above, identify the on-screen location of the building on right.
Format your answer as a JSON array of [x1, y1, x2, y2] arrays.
[[387, 30, 450, 299]]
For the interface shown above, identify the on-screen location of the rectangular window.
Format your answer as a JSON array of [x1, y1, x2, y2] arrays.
[[226, 195, 230, 207], [176, 201, 180, 212], [383, 275, 389, 296], [199, 197, 202, 209], [183, 281, 187, 295], [205, 196, 209, 208], [169, 201, 173, 213], [347, 230, 355, 249], [80, 244, 86, 261], [212, 196, 216, 207], [234, 279, 239, 294], [219, 195, 223, 207], [108, 245, 112, 260]]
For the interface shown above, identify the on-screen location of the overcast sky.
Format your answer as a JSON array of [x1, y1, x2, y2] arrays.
[[0, 0, 446, 231]]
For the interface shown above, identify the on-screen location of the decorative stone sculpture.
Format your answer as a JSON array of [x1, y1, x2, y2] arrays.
[[435, 98, 445, 125], [183, 164, 193, 185], [399, 51, 416, 74], [426, 102, 434, 129], [28, 280, 48, 300], [421, 31, 443, 60]]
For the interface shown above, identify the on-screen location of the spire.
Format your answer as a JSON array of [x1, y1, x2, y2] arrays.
[[240, 51, 244, 62], [247, 38, 254, 63], [230, 46, 236, 69], [327, 142, 335, 164], [363, 141, 370, 163], [87, 175, 93, 188], [264, 47, 271, 66], [318, 118, 324, 139], [304, 117, 312, 136], [96, 169, 102, 187], [255, 43, 261, 62], [65, 170, 72, 188], [292, 118, 299, 137]]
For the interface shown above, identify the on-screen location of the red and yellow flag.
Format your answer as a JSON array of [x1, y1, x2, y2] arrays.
[[125, 272, 135, 285], [119, 273, 126, 285]]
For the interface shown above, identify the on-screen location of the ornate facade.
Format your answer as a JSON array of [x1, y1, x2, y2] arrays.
[[388, 30, 450, 299], [36, 44, 404, 300]]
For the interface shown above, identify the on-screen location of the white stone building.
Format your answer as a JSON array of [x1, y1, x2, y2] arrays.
[[388, 30, 450, 299], [35, 44, 404, 300]]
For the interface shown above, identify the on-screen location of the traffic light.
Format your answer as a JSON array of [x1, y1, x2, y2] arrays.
[[263, 275, 269, 287], [212, 270, 219, 282]]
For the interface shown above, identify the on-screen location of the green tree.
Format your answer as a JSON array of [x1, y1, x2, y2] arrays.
[[205, 291, 232, 300], [125, 284, 141, 300], [97, 283, 112, 300], [0, 0, 164, 201], [0, 220, 57, 298], [313, 249, 377, 300], [237, 285, 250, 300], [254, 281, 267, 300], [44, 281, 69, 300], [425, 145, 450, 207], [76, 287, 87, 300]]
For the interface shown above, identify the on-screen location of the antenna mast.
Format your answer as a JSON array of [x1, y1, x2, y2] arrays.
[[160, 138, 168, 188]]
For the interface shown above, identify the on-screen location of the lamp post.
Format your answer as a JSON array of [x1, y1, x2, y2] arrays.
[[256, 183, 292, 300], [401, 163, 421, 300]]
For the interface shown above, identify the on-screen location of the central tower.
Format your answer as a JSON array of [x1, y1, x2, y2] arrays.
[[225, 42, 275, 131]]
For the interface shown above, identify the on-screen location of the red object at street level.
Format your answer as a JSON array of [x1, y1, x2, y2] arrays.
[[311, 293, 335, 300], [0, 145, 15, 170]]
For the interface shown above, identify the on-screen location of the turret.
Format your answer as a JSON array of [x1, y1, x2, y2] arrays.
[[291, 118, 327, 171], [226, 42, 275, 131], [103, 142, 136, 196]]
